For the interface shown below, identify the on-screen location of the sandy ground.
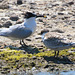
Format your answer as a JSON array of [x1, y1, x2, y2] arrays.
[[0, 0, 75, 74]]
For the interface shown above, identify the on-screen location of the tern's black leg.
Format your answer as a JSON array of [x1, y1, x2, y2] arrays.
[[57, 51, 59, 57], [20, 40, 23, 46], [54, 51, 56, 57], [22, 39, 28, 47], [20, 40, 28, 47]]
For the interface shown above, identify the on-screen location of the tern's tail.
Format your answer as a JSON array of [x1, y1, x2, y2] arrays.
[[0, 28, 8, 36], [70, 42, 75, 47], [0, 29, 3, 31]]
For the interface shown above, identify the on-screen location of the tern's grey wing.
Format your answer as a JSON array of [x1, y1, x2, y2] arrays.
[[44, 38, 71, 50], [0, 25, 32, 39]]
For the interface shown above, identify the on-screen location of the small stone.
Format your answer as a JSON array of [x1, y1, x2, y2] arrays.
[[10, 15, 19, 21], [51, 15, 57, 18], [0, 3, 9, 9], [38, 47, 43, 50], [51, 29, 64, 33], [0, 24, 2, 27], [16, 19, 24, 24], [72, 27, 75, 29], [58, 13, 64, 15], [30, 7, 35, 9], [1, 71, 7, 74], [3, 21, 12, 28], [0, 0, 3, 2], [26, 39, 31, 41], [50, 67, 55, 71], [32, 56, 37, 60], [17, 0, 23, 5], [38, 19, 43, 22], [29, 3, 36, 5], [35, 36, 41, 39], [30, 62, 36, 67], [44, 65, 49, 68], [3, 67, 10, 71], [68, 2, 74, 5]]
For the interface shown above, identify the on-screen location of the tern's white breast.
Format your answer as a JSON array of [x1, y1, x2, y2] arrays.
[[24, 17, 36, 33]]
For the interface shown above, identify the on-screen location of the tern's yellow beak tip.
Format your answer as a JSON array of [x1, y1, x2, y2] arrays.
[[44, 15, 46, 18]]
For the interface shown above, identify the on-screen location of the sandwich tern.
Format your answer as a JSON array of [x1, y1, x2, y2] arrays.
[[0, 12, 46, 47]]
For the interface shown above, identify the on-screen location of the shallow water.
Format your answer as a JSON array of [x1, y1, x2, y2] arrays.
[[34, 71, 75, 75], [8, 70, 75, 75]]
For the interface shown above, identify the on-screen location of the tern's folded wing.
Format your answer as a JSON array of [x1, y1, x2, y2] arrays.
[[44, 38, 71, 49], [0, 25, 32, 39]]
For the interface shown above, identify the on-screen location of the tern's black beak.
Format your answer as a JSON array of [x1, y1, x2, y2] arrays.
[[36, 15, 47, 18]]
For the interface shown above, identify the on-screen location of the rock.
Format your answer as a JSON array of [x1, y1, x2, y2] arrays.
[[50, 67, 55, 71], [25, 39, 31, 41], [38, 19, 43, 22], [0, 4, 9, 9], [10, 15, 19, 21], [16, 19, 24, 24], [51, 15, 57, 18], [1, 71, 7, 74], [44, 65, 49, 68], [58, 13, 64, 15], [72, 27, 75, 29], [0, 2, 9, 9], [29, 3, 36, 5], [2, 66, 10, 71], [32, 56, 37, 60], [0, 24, 2, 27], [30, 62, 36, 67], [3, 21, 12, 28], [17, 0, 23, 5], [0, 0, 4, 2], [30, 7, 35, 9], [51, 29, 64, 33], [67, 2, 74, 5]]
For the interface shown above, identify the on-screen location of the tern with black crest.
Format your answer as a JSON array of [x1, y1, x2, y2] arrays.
[[0, 12, 46, 47]]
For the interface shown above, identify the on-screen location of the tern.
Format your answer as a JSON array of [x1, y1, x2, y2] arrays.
[[0, 12, 46, 47], [40, 29, 75, 57]]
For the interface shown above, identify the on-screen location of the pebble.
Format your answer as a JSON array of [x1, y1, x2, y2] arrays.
[[58, 13, 64, 15], [17, 0, 23, 5], [32, 56, 37, 60], [1, 71, 7, 74], [10, 15, 19, 21], [16, 19, 24, 24], [0, 24, 2, 27], [0, 0, 3, 2], [0, 2, 9, 9], [67, 2, 74, 5], [3, 21, 12, 28]]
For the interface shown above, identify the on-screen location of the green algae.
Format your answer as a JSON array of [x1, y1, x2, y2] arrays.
[[0, 48, 32, 60], [0, 47, 75, 61], [0, 47, 75, 71]]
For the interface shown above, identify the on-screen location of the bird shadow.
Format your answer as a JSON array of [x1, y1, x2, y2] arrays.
[[2, 45, 40, 54], [19, 45, 40, 54], [43, 56, 74, 64]]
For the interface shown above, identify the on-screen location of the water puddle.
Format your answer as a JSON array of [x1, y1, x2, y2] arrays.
[[33, 71, 75, 75], [7, 70, 75, 75]]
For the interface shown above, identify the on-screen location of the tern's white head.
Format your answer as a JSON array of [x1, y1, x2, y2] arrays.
[[40, 29, 49, 41]]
